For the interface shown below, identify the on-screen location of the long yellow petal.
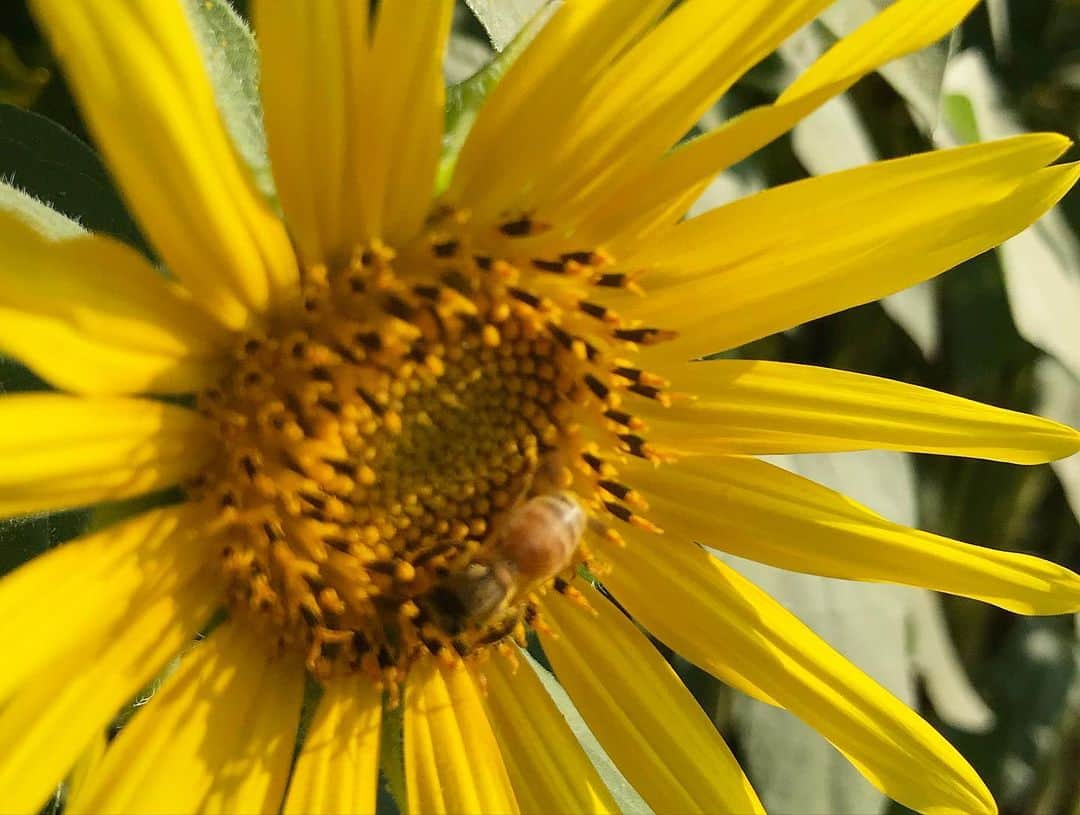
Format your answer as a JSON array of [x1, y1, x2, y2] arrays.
[[476, 649, 618, 815], [628, 455, 1080, 615], [404, 656, 518, 815], [597, 534, 996, 815], [0, 394, 213, 519], [525, 0, 831, 224], [283, 676, 382, 815], [30, 0, 298, 328], [0, 504, 218, 810], [372, 0, 454, 245], [0, 561, 218, 814], [645, 359, 1080, 463], [450, 0, 670, 223], [70, 620, 304, 815], [539, 582, 764, 815], [255, 1, 367, 267], [200, 655, 305, 815], [581, 0, 982, 243], [263, 0, 451, 250], [0, 506, 213, 704], [623, 139, 1078, 355], [0, 210, 228, 395]]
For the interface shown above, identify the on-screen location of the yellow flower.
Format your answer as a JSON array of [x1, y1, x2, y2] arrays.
[[1, 1, 1078, 813]]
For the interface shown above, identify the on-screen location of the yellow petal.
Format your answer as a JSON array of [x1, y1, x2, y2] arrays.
[[628, 454, 1080, 615], [70, 620, 304, 815], [0, 210, 228, 395], [581, 0, 982, 243], [476, 648, 618, 815], [283, 675, 382, 815], [646, 359, 1080, 463], [30, 0, 298, 328], [597, 534, 997, 815], [370, 0, 454, 245], [200, 655, 305, 815], [404, 655, 518, 815], [0, 505, 214, 704], [0, 394, 213, 519], [0, 560, 218, 815], [259, 0, 452, 253], [624, 138, 1077, 355], [525, 0, 831, 225], [539, 582, 764, 815], [450, 0, 670, 222], [255, 1, 367, 266]]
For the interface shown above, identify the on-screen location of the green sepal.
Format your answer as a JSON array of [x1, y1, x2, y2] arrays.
[[182, 0, 277, 205], [378, 697, 408, 814], [438, 6, 553, 195]]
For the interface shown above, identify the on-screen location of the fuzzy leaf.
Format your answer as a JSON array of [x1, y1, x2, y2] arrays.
[[465, 0, 548, 51], [182, 0, 276, 201]]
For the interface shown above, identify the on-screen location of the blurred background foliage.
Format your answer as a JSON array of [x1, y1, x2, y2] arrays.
[[1, 1, 1078, 813]]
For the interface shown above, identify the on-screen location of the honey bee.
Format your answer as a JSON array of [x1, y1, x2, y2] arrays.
[[421, 492, 586, 634]]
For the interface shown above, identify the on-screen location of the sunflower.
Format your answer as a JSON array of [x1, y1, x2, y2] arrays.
[[1, 0, 1078, 813]]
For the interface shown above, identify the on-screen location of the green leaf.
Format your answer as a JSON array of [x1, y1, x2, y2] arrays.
[[0, 34, 49, 108], [880, 282, 941, 361], [0, 180, 84, 241], [942, 617, 1078, 813], [378, 699, 408, 815], [985, 0, 1011, 60], [0, 508, 87, 579], [464, 0, 548, 51], [908, 589, 994, 733], [0, 356, 45, 394], [526, 653, 653, 815], [439, 14, 545, 194], [943, 93, 980, 144], [445, 33, 493, 85], [0, 318, 87, 578], [939, 51, 1080, 383], [182, 0, 276, 202], [0, 104, 144, 250]]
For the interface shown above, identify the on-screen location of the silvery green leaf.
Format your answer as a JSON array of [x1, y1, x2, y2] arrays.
[[1034, 357, 1080, 524], [880, 282, 942, 360], [818, 0, 956, 133], [986, 0, 1011, 60], [182, 0, 276, 202], [526, 653, 652, 815], [465, 0, 550, 51], [779, 23, 877, 176], [940, 50, 1080, 381], [0, 181, 84, 241], [687, 166, 766, 217], [791, 93, 876, 175], [908, 589, 995, 732], [445, 33, 494, 84], [723, 451, 920, 815]]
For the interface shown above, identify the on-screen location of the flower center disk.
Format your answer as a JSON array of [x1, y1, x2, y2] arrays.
[[191, 233, 614, 684]]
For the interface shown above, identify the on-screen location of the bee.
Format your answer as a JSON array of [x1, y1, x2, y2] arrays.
[[421, 492, 586, 635]]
